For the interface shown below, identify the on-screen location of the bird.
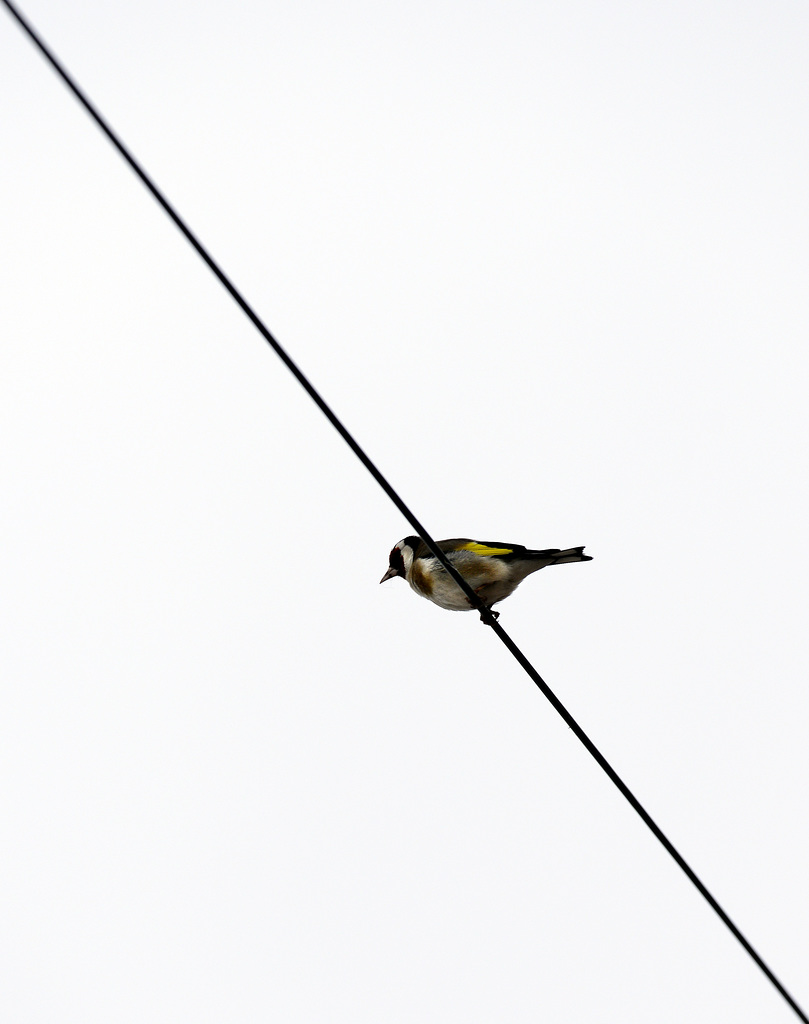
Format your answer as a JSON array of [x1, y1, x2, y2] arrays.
[[380, 537, 592, 620]]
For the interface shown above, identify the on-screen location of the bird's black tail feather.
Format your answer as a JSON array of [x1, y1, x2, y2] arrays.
[[528, 545, 592, 564]]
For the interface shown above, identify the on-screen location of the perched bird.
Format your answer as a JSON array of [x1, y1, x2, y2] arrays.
[[380, 537, 592, 619]]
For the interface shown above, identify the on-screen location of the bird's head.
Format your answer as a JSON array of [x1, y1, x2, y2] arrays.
[[380, 537, 419, 583]]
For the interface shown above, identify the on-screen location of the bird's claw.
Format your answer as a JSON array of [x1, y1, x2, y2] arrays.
[[480, 608, 499, 625]]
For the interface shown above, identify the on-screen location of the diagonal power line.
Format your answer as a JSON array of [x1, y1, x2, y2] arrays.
[[3, 2, 806, 1019]]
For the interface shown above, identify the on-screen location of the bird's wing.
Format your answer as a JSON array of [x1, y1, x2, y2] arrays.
[[422, 539, 530, 559], [415, 539, 564, 562]]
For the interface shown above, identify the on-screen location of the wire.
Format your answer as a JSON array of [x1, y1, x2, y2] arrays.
[[3, 2, 806, 1019]]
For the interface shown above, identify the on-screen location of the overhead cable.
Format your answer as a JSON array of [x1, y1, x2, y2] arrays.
[[2, 2, 806, 1019]]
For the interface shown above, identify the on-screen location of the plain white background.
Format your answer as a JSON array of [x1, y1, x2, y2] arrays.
[[2, 1, 808, 1020]]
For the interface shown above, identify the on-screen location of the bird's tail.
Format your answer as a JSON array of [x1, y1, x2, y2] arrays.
[[550, 546, 591, 564], [526, 545, 592, 565]]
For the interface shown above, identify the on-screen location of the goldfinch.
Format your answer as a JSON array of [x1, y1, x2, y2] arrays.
[[380, 537, 592, 618]]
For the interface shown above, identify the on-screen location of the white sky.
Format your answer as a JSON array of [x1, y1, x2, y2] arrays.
[[2, 1, 808, 1020]]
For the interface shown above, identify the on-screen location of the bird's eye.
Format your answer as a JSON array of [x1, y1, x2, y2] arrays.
[[389, 547, 405, 574]]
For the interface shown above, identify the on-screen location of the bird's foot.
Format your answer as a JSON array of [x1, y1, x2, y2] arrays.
[[479, 607, 499, 625]]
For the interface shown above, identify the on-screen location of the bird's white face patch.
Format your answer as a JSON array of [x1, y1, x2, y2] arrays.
[[396, 541, 415, 574]]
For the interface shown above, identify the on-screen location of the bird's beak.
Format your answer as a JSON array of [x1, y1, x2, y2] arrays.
[[380, 566, 398, 584]]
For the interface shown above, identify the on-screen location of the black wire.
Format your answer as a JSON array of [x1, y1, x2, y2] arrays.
[[3, 2, 806, 1020]]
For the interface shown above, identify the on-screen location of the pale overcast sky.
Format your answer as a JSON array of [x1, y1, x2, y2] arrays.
[[2, 1, 808, 1021]]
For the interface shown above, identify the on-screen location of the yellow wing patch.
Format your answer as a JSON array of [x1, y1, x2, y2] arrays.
[[457, 542, 513, 557]]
